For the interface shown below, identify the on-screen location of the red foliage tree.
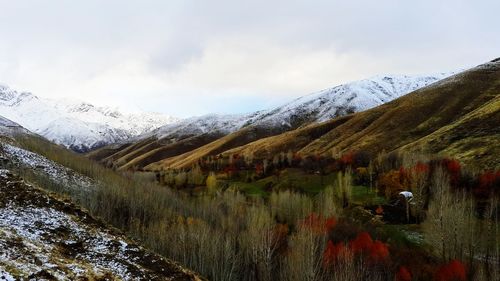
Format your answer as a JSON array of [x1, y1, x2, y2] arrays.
[[376, 205, 384, 215], [441, 158, 461, 186], [339, 151, 354, 167], [414, 162, 430, 174], [323, 240, 347, 267], [325, 217, 337, 233], [350, 232, 373, 254], [434, 260, 466, 281], [395, 266, 412, 281], [255, 163, 264, 175], [369, 240, 389, 262], [301, 213, 337, 234], [349, 232, 390, 263], [475, 171, 500, 198]]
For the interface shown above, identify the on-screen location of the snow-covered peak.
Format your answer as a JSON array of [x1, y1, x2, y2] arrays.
[[251, 72, 454, 126], [148, 113, 259, 140], [0, 85, 178, 152]]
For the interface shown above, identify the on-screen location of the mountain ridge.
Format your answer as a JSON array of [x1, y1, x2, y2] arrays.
[[0, 85, 178, 152], [89, 73, 453, 170]]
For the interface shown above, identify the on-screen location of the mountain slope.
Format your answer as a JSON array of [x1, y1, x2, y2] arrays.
[[0, 85, 178, 152], [0, 115, 32, 138], [91, 73, 451, 170], [0, 117, 202, 280], [209, 58, 500, 170], [0, 170, 201, 280]]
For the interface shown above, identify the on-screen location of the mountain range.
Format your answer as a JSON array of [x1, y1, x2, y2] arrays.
[[0, 85, 178, 152], [1, 73, 451, 155], [86, 73, 453, 170], [88, 59, 499, 171]]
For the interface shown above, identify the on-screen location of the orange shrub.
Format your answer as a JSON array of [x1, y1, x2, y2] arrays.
[[377, 170, 405, 198]]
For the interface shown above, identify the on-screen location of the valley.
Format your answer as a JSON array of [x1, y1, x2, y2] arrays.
[[0, 59, 498, 281]]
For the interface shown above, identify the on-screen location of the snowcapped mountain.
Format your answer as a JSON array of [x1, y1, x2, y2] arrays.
[[0, 72, 452, 153], [148, 73, 453, 141], [0, 84, 178, 152]]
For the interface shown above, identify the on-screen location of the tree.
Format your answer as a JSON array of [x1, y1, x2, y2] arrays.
[[206, 172, 218, 195], [423, 168, 478, 262], [408, 162, 430, 223], [318, 184, 342, 218], [174, 170, 187, 188], [244, 151, 254, 168], [273, 154, 281, 169], [350, 232, 373, 254], [282, 223, 326, 281], [368, 240, 389, 262], [323, 240, 347, 267], [377, 170, 405, 199], [395, 266, 412, 281], [240, 206, 280, 281], [434, 260, 466, 281], [187, 164, 205, 187], [263, 159, 269, 175], [336, 170, 353, 208], [286, 150, 294, 167]]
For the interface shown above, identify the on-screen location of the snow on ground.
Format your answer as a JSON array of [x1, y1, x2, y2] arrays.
[[0, 205, 136, 279], [0, 169, 201, 280], [0, 268, 15, 281], [2, 143, 94, 195]]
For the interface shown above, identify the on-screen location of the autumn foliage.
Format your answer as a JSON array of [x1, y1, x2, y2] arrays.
[[474, 170, 500, 198], [300, 213, 337, 234], [395, 266, 412, 281], [434, 260, 466, 281], [377, 170, 405, 198], [441, 158, 461, 185], [414, 162, 430, 174], [369, 240, 390, 261], [339, 151, 354, 166], [350, 232, 374, 254], [323, 240, 349, 267]]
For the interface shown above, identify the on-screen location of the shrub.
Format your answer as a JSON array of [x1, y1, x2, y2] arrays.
[[395, 266, 412, 281], [434, 260, 466, 281]]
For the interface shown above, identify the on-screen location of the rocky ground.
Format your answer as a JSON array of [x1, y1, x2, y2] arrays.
[[0, 169, 203, 281]]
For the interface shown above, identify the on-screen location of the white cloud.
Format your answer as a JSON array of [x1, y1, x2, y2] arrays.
[[0, 0, 498, 117]]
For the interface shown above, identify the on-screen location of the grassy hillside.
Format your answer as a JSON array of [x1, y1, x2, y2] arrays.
[[146, 125, 285, 170], [193, 59, 500, 170], [299, 59, 500, 169]]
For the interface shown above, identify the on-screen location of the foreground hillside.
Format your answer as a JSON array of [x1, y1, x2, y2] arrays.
[[143, 58, 499, 170], [89, 73, 451, 170], [0, 170, 201, 281], [0, 117, 203, 280]]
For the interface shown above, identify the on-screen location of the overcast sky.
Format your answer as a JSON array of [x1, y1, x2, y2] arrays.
[[0, 1, 499, 117]]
